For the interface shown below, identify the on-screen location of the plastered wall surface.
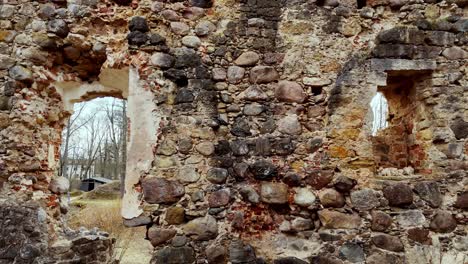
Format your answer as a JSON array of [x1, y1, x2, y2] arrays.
[[0, 0, 467, 263]]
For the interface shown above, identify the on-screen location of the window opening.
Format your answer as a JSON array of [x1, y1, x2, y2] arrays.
[[60, 97, 127, 192], [371, 72, 428, 172], [370, 92, 389, 136]]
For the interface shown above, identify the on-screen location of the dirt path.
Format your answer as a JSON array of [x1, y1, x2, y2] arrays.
[[114, 226, 153, 264]]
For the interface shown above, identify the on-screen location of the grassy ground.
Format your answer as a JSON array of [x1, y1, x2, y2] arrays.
[[68, 196, 153, 264]]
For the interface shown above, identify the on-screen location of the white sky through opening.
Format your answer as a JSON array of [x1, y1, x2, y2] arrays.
[[64, 97, 125, 157], [370, 92, 389, 136]]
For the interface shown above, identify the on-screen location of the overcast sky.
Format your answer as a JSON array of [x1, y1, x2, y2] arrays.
[[370, 92, 389, 135], [74, 97, 116, 116], [67, 97, 125, 146]]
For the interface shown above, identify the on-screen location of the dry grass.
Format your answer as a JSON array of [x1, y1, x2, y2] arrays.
[[68, 198, 153, 263], [69, 199, 125, 236], [70, 190, 84, 197]]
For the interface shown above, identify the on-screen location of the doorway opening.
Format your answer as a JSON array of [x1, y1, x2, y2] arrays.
[[60, 96, 153, 263], [59, 97, 127, 193], [371, 71, 428, 172], [52, 67, 156, 263]]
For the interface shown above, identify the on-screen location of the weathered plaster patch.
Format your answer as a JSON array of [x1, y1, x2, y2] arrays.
[[47, 144, 55, 169], [121, 67, 160, 219], [53, 68, 129, 111]]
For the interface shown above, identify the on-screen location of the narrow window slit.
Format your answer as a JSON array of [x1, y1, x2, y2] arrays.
[[370, 92, 389, 136]]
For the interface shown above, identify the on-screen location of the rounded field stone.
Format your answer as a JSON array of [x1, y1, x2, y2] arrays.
[[383, 183, 413, 207], [9, 65, 32, 81], [351, 188, 380, 211], [48, 176, 70, 194], [371, 211, 393, 231], [151, 52, 174, 68], [148, 227, 176, 247], [430, 211, 457, 233], [243, 103, 264, 116], [161, 10, 180, 21], [275, 81, 306, 103], [407, 227, 431, 244], [191, 0, 213, 8], [372, 234, 404, 252], [149, 33, 165, 44], [227, 66, 245, 84], [229, 240, 256, 264], [208, 189, 230, 208], [414, 181, 442, 208], [183, 215, 218, 240], [153, 246, 195, 264], [165, 207, 185, 225], [47, 19, 69, 38], [235, 51, 260, 66], [442, 47, 467, 60], [142, 177, 185, 204], [170, 22, 190, 35], [177, 166, 200, 183], [195, 141, 215, 156], [212, 67, 227, 81], [129, 16, 149, 32], [207, 168, 228, 184], [319, 188, 345, 208], [231, 118, 251, 137], [182, 35, 201, 48], [396, 210, 426, 228], [175, 89, 194, 104], [339, 242, 365, 263], [231, 140, 249, 156], [195, 20, 216, 36], [318, 209, 361, 229], [251, 160, 277, 180], [261, 182, 289, 204], [240, 85, 268, 101], [239, 185, 260, 204], [278, 115, 302, 135], [206, 245, 227, 264], [127, 31, 148, 46], [333, 176, 357, 192], [294, 188, 316, 207], [455, 191, 468, 209], [250, 66, 279, 84]]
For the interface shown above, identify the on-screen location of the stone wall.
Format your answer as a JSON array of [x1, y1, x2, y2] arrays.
[[0, 0, 467, 263], [0, 196, 115, 263]]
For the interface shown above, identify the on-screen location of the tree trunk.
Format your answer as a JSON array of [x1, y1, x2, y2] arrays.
[[120, 101, 127, 197]]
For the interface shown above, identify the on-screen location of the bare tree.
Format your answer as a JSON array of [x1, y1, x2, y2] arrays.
[[101, 99, 127, 185], [104, 99, 121, 180], [60, 98, 127, 191], [60, 103, 93, 178], [120, 101, 127, 196], [78, 115, 107, 180]]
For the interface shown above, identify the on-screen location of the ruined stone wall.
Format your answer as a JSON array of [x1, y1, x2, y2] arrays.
[[0, 0, 467, 263], [0, 195, 115, 263]]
